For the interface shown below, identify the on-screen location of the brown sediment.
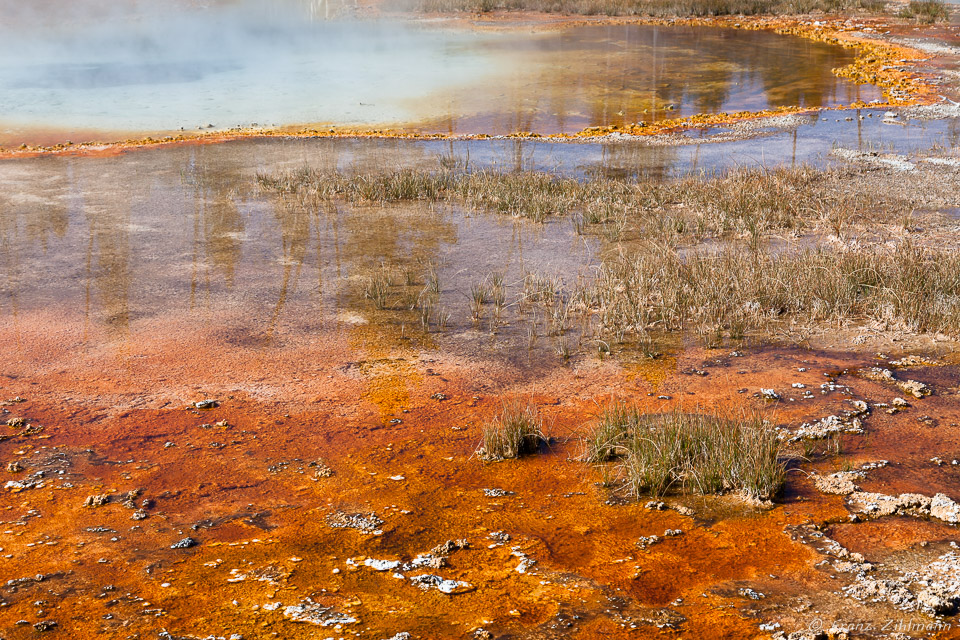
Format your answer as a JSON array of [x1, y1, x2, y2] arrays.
[[0, 13, 940, 160]]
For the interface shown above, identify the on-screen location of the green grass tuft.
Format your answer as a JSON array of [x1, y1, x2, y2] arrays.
[[898, 0, 948, 22], [479, 401, 547, 460], [584, 406, 785, 500]]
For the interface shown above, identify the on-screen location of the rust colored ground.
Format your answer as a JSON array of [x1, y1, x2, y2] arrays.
[[3, 303, 960, 637]]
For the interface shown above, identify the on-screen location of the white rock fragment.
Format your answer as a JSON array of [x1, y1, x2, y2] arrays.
[[636, 535, 661, 550], [283, 599, 358, 626], [931, 493, 960, 523], [515, 558, 536, 574], [408, 574, 474, 594], [813, 471, 861, 495], [364, 559, 401, 571]]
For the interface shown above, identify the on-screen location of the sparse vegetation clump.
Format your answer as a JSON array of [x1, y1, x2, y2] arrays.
[[399, 0, 888, 17], [898, 0, 948, 22], [260, 163, 960, 346], [584, 405, 785, 500], [478, 401, 547, 460], [593, 242, 960, 345], [363, 269, 391, 309], [258, 167, 588, 223], [258, 164, 944, 238]]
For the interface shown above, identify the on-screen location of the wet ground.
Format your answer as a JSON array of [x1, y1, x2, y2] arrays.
[[3, 105, 958, 182], [5, 311, 960, 638], [3, 128, 960, 638]]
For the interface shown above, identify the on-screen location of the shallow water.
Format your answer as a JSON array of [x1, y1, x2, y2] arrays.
[[0, 0, 879, 145], [1, 107, 954, 370], [2, 106, 956, 325], [0, 147, 599, 372]]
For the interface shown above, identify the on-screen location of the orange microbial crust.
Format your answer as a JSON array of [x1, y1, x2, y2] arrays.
[[4, 300, 960, 638], [0, 14, 939, 159]]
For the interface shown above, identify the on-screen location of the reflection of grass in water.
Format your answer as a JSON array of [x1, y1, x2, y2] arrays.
[[358, 259, 451, 333], [584, 404, 785, 500]]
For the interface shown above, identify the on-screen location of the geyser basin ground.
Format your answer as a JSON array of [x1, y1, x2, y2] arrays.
[[0, 3, 881, 146], [4, 3, 960, 638], [4, 126, 960, 637]]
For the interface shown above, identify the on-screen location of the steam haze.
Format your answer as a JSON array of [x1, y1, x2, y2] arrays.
[[0, 0, 499, 139], [0, 3, 877, 144]]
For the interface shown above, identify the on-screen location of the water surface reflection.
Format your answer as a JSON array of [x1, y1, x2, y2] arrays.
[[417, 25, 879, 135], [0, 3, 880, 145], [1, 111, 956, 349]]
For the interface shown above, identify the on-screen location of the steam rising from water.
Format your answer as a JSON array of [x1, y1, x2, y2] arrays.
[[0, 0, 497, 135], [0, 1, 876, 144]]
